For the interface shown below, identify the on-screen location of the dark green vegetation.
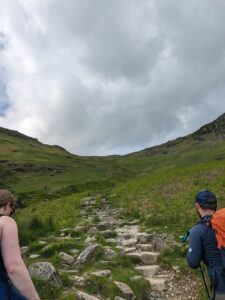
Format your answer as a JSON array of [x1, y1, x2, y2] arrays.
[[1, 113, 225, 299], [1, 114, 225, 235]]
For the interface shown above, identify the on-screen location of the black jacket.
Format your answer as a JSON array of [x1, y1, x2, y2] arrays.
[[186, 215, 225, 292]]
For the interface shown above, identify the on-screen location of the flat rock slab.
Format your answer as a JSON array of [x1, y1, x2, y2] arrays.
[[29, 254, 41, 259], [76, 291, 100, 300], [103, 246, 117, 260], [117, 238, 138, 247], [69, 275, 85, 287], [135, 265, 160, 277], [124, 247, 137, 253], [91, 270, 112, 277], [136, 244, 153, 251], [59, 252, 75, 265], [147, 278, 167, 291], [136, 233, 152, 243], [96, 221, 115, 230], [114, 281, 136, 300], [115, 226, 139, 237], [75, 244, 101, 265], [127, 252, 160, 265]]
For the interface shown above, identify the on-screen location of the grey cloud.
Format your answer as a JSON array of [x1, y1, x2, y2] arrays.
[[0, 0, 225, 155]]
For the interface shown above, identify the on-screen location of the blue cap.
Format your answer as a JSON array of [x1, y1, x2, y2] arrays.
[[195, 190, 217, 209]]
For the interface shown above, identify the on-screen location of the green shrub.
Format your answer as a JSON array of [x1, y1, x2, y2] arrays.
[[17, 215, 56, 245]]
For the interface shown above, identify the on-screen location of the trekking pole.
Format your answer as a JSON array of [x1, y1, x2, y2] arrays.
[[199, 264, 210, 299]]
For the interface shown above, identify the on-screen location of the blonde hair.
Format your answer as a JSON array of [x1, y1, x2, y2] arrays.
[[0, 189, 16, 208]]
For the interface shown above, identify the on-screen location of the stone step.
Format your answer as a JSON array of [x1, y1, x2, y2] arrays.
[[147, 277, 167, 292], [136, 233, 152, 243], [136, 244, 153, 251], [135, 265, 160, 277], [124, 247, 137, 253], [69, 275, 85, 287], [117, 237, 138, 247], [127, 252, 160, 265]]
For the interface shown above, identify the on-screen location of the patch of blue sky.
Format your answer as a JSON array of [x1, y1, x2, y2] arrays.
[[0, 83, 10, 117]]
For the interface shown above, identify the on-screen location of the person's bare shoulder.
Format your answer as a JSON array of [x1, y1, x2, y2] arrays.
[[0, 216, 17, 229]]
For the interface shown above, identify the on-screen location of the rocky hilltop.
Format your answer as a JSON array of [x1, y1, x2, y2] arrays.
[[194, 112, 225, 136], [130, 112, 225, 157], [0, 126, 39, 141]]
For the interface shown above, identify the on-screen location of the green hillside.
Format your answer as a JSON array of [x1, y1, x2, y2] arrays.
[[1, 113, 225, 234], [1, 115, 225, 299], [0, 127, 135, 203]]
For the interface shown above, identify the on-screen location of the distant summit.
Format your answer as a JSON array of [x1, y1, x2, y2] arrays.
[[1, 112, 225, 158], [129, 112, 225, 157], [0, 126, 69, 154], [194, 113, 225, 136], [0, 127, 38, 141]]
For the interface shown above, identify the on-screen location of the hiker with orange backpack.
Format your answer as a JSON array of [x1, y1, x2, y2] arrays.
[[186, 190, 225, 300]]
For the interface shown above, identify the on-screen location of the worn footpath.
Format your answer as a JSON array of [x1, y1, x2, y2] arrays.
[[25, 197, 202, 300]]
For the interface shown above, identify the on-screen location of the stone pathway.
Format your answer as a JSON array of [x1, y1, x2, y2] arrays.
[[76, 197, 199, 300], [27, 196, 201, 300]]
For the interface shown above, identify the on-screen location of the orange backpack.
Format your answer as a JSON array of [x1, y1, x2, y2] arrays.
[[211, 208, 225, 249]]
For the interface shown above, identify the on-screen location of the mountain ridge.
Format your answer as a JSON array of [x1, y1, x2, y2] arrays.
[[1, 112, 225, 158]]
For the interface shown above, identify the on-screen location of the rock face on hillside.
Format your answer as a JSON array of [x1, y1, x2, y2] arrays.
[[129, 112, 225, 157], [194, 113, 225, 136]]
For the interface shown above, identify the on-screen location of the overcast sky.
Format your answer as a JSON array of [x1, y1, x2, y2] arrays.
[[0, 0, 225, 156]]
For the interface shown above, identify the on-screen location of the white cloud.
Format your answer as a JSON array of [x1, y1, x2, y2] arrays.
[[0, 0, 225, 155]]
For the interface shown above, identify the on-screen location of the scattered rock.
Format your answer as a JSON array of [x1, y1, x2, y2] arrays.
[[105, 238, 117, 244], [85, 236, 97, 245], [136, 233, 152, 243], [76, 291, 100, 300], [69, 275, 85, 287], [97, 221, 115, 230], [124, 247, 136, 253], [147, 277, 167, 291], [69, 248, 80, 255], [103, 246, 117, 260], [127, 252, 160, 265], [172, 266, 180, 271], [135, 265, 160, 277], [28, 262, 62, 286], [114, 281, 136, 300], [90, 270, 112, 277], [136, 244, 153, 252], [118, 238, 138, 247], [101, 230, 117, 239], [59, 252, 75, 265], [20, 246, 29, 256], [130, 276, 143, 281], [29, 254, 41, 259], [38, 240, 47, 245], [88, 226, 98, 234], [75, 244, 101, 265]]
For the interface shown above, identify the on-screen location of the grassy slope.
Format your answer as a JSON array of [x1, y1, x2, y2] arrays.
[[1, 126, 224, 299], [0, 128, 136, 200], [1, 126, 225, 236], [111, 137, 225, 233]]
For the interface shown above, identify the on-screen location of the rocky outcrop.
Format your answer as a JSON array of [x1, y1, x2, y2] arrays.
[[59, 252, 75, 265], [114, 281, 136, 300], [75, 244, 101, 265], [28, 262, 62, 286], [76, 291, 100, 300]]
